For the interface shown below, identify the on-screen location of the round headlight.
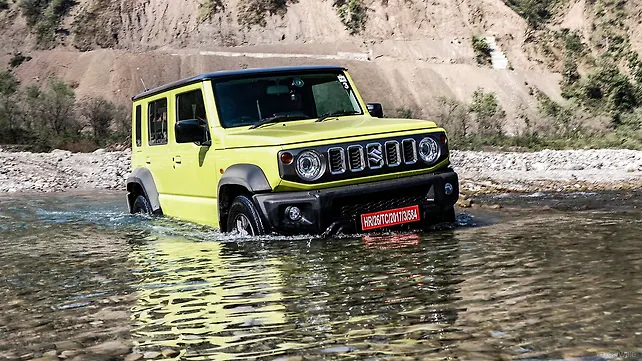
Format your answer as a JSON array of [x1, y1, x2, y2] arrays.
[[295, 150, 326, 181], [418, 137, 441, 164]]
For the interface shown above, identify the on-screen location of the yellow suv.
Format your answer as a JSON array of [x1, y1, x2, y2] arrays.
[[127, 66, 459, 236]]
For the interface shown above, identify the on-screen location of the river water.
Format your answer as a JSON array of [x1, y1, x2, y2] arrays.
[[0, 191, 641, 360]]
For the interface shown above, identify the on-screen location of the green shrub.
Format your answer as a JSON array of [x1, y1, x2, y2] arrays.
[[435, 97, 471, 138], [9, 53, 32, 68], [503, 0, 557, 28], [237, 0, 291, 28], [472, 36, 492, 66], [469, 89, 506, 137], [333, 0, 367, 35], [19, 0, 76, 47], [0, 0, 9, 10], [198, 0, 225, 21]]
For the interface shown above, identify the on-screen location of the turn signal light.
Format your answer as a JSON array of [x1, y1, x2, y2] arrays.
[[440, 134, 448, 144], [280, 152, 294, 164]]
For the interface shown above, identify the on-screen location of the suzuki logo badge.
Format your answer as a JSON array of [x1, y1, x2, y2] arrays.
[[367, 144, 383, 168]]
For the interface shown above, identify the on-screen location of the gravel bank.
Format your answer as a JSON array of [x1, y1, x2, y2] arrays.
[[0, 148, 640, 194]]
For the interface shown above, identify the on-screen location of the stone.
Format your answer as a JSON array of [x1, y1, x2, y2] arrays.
[[143, 352, 161, 359], [60, 350, 80, 359], [161, 349, 179, 358], [86, 340, 131, 356], [124, 353, 144, 361], [55, 341, 83, 351]]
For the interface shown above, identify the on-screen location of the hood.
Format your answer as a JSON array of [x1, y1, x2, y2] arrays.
[[220, 116, 439, 149]]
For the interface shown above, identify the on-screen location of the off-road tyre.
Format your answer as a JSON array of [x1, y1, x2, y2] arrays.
[[131, 194, 152, 214], [226, 195, 266, 236]]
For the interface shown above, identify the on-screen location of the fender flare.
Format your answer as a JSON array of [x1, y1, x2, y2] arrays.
[[217, 164, 272, 195], [126, 168, 162, 214]]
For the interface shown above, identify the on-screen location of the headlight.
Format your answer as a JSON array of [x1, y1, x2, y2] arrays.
[[295, 150, 326, 181], [418, 137, 441, 164]]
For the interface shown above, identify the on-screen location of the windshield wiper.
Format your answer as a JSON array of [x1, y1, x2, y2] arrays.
[[249, 115, 308, 129], [316, 110, 360, 123]]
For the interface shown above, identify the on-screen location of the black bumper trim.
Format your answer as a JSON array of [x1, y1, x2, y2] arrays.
[[253, 170, 459, 235]]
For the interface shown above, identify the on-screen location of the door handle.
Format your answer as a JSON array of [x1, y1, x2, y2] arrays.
[[145, 157, 151, 164], [173, 156, 182, 164]]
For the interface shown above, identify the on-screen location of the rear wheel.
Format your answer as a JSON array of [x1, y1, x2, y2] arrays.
[[131, 194, 152, 214], [226, 195, 266, 236]]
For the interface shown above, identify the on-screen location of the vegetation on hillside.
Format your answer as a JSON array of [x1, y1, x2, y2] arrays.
[[497, 0, 642, 150], [472, 36, 492, 66], [237, 0, 295, 28], [0, 70, 130, 152], [333, 0, 368, 35], [19, 0, 77, 47], [434, 87, 642, 150], [502, 0, 559, 28]]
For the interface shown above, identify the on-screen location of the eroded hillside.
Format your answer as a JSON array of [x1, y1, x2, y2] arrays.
[[0, 0, 641, 147]]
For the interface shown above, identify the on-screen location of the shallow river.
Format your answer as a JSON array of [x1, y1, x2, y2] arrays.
[[0, 191, 641, 361]]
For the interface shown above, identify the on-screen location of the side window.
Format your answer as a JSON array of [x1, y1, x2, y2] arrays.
[[148, 98, 168, 146], [176, 89, 207, 122], [312, 81, 355, 116], [135, 105, 142, 147]]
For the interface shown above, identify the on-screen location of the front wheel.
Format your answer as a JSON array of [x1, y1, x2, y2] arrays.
[[226, 195, 266, 236]]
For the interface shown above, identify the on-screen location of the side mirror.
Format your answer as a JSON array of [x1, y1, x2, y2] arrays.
[[175, 119, 209, 145], [367, 103, 384, 118]]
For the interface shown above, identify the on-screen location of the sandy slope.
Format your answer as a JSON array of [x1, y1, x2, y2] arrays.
[[0, 0, 564, 134]]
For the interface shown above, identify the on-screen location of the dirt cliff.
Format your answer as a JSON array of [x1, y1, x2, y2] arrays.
[[0, 0, 635, 132]]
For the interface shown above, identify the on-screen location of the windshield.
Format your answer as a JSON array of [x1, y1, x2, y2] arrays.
[[213, 71, 363, 128]]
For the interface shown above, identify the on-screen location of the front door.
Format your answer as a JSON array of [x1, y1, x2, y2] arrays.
[[164, 84, 219, 226]]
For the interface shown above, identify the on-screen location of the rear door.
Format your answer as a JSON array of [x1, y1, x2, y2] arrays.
[[144, 96, 173, 203]]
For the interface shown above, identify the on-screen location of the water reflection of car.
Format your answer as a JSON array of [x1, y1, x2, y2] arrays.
[[127, 66, 459, 236], [127, 233, 462, 359]]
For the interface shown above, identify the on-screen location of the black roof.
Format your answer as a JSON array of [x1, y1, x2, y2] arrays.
[[132, 65, 347, 101]]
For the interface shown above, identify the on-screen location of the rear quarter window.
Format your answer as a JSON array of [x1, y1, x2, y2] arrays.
[[135, 105, 142, 147]]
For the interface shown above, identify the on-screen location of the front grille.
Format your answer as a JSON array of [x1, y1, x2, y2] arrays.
[[347, 145, 365, 171], [332, 185, 428, 218], [385, 141, 401, 166], [402, 139, 418, 164], [330, 138, 418, 172], [328, 147, 346, 174]]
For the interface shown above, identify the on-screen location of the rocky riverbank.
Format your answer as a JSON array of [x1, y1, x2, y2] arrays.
[[0, 148, 640, 194]]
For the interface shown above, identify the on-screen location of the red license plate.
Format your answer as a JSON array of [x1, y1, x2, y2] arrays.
[[360, 205, 421, 231]]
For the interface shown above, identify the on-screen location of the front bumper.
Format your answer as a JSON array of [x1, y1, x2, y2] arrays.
[[253, 169, 459, 235]]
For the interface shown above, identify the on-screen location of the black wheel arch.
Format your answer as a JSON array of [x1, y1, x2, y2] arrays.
[[127, 168, 163, 215], [218, 164, 272, 232]]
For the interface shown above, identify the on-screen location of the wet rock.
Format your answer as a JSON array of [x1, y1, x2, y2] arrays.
[[124, 353, 144, 361], [161, 349, 179, 358], [143, 351, 161, 359], [457, 198, 473, 208], [55, 340, 83, 351], [86, 340, 131, 356], [321, 346, 357, 353], [59, 350, 81, 359]]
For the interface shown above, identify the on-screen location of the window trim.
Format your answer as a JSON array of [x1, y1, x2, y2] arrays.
[[147, 98, 169, 146], [135, 105, 142, 147]]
